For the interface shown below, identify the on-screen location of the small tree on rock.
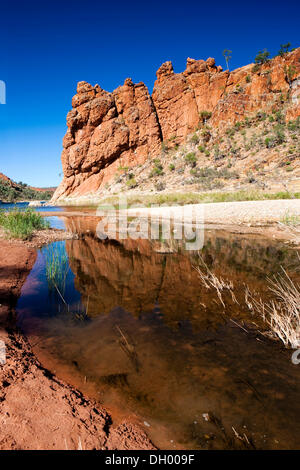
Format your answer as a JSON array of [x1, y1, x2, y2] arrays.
[[223, 49, 232, 70], [278, 43, 291, 56], [199, 110, 212, 124], [255, 49, 270, 65]]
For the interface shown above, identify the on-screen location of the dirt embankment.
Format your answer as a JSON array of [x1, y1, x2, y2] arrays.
[[0, 238, 154, 450]]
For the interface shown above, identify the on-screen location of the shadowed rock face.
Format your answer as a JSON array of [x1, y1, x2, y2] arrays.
[[53, 49, 300, 201]]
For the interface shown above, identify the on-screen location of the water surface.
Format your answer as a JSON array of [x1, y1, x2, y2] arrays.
[[0, 201, 63, 212], [17, 216, 300, 449]]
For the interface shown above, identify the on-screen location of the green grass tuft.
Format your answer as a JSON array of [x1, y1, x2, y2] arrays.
[[0, 208, 50, 239], [44, 243, 69, 294], [280, 212, 300, 227]]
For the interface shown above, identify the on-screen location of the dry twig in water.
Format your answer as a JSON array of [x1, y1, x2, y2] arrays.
[[116, 325, 139, 372], [195, 260, 239, 307], [245, 268, 300, 349]]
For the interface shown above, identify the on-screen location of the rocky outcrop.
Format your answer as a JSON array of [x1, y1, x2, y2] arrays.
[[0, 172, 17, 188], [53, 79, 162, 200], [152, 50, 300, 138], [53, 49, 300, 201]]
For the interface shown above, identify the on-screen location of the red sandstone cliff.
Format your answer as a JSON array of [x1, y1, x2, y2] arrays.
[[52, 49, 300, 201]]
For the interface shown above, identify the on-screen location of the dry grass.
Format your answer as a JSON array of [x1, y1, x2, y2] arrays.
[[96, 190, 300, 209], [116, 325, 139, 372], [195, 257, 299, 349], [195, 260, 238, 307], [278, 212, 300, 245], [280, 212, 300, 228], [246, 267, 300, 349]]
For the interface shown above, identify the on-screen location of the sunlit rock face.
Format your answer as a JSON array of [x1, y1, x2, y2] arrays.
[[53, 49, 300, 201], [52, 79, 162, 201]]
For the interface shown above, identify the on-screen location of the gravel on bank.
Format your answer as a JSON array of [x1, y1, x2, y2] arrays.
[[0, 227, 76, 249]]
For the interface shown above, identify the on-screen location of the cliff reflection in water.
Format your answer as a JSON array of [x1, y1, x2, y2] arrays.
[[18, 215, 300, 449], [63, 215, 300, 328]]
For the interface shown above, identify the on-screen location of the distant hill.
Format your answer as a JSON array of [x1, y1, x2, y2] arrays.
[[0, 172, 16, 187], [0, 173, 56, 202], [30, 185, 57, 193]]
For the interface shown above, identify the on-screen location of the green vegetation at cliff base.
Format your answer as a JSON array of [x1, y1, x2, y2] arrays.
[[95, 190, 300, 208]]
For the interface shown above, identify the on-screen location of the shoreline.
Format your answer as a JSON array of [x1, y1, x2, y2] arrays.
[[49, 189, 300, 207], [0, 210, 299, 450], [124, 199, 300, 247], [0, 235, 155, 450], [40, 197, 300, 247]]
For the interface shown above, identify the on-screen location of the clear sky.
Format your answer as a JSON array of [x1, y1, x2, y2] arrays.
[[0, 0, 299, 187]]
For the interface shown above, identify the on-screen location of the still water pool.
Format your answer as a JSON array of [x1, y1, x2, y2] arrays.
[[0, 201, 63, 212], [16, 215, 300, 449]]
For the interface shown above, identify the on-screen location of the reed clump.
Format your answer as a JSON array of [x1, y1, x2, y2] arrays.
[[44, 243, 69, 294]]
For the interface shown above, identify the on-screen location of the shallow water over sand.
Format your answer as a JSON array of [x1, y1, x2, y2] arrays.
[[17, 216, 300, 449]]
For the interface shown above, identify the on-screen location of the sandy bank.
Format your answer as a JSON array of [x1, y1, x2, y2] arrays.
[[124, 199, 300, 246], [125, 199, 300, 224]]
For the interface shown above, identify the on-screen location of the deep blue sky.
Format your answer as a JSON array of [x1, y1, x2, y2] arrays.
[[0, 0, 299, 187]]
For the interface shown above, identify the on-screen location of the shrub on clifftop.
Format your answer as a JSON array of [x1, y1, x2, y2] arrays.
[[254, 49, 270, 64]]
